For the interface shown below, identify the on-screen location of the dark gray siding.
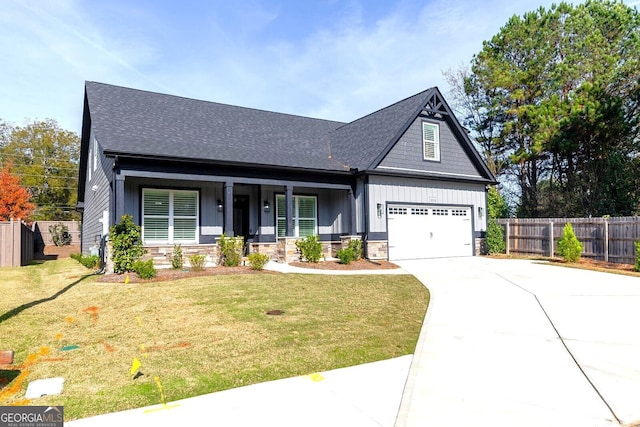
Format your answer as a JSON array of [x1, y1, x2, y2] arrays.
[[81, 132, 113, 254], [377, 117, 482, 178]]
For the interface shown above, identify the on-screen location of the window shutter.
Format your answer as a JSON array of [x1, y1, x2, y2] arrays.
[[423, 122, 440, 161], [276, 195, 286, 237], [143, 190, 170, 241], [297, 197, 317, 237], [174, 192, 197, 216], [142, 189, 198, 243]]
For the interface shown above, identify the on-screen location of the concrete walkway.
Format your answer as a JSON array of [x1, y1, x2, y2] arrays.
[[395, 257, 640, 427], [67, 355, 411, 427]]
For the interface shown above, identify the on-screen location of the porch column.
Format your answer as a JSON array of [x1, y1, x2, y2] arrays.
[[115, 174, 125, 223], [285, 185, 294, 237], [348, 188, 357, 235], [224, 181, 234, 235]]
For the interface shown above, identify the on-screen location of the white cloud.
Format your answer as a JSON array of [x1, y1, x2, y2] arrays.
[[4, 0, 629, 133]]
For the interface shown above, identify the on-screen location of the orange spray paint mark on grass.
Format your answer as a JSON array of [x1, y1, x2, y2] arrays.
[[54, 333, 63, 340], [0, 369, 29, 402], [101, 340, 115, 353], [0, 346, 62, 403], [65, 317, 75, 323], [83, 306, 99, 324], [9, 399, 32, 406]]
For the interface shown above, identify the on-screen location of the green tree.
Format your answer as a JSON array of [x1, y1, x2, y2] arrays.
[[487, 186, 510, 219], [557, 223, 584, 263], [110, 214, 145, 274], [0, 119, 80, 220], [451, 1, 640, 217]]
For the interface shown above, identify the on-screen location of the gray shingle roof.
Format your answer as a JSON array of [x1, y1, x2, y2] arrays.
[[83, 82, 491, 181], [330, 89, 434, 170], [85, 82, 349, 172]]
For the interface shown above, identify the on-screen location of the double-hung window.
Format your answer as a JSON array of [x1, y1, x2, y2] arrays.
[[423, 122, 440, 161], [275, 195, 317, 237], [142, 189, 198, 243]]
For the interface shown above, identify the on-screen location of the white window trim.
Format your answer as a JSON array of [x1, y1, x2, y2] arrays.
[[93, 137, 98, 171], [276, 195, 318, 237], [422, 122, 440, 162], [142, 189, 199, 244], [88, 145, 92, 182]]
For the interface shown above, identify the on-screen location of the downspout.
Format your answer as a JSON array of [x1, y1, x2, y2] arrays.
[[363, 174, 370, 259]]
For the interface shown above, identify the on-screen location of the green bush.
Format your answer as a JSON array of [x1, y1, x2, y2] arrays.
[[71, 253, 100, 269], [132, 259, 156, 279], [634, 241, 640, 272], [49, 222, 72, 246], [295, 235, 322, 263], [247, 253, 270, 270], [218, 234, 244, 267], [171, 244, 183, 269], [336, 247, 356, 265], [486, 219, 506, 254], [110, 214, 146, 273], [347, 239, 362, 261], [188, 253, 206, 271], [557, 223, 583, 263]]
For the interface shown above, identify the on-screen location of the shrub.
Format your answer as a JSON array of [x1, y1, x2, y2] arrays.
[[188, 253, 206, 271], [248, 253, 270, 270], [49, 222, 72, 246], [486, 219, 506, 255], [336, 247, 356, 265], [347, 239, 362, 261], [110, 214, 145, 273], [218, 234, 244, 267], [557, 223, 583, 263], [71, 253, 100, 269], [170, 244, 183, 269], [295, 235, 322, 263], [132, 259, 156, 279], [635, 241, 640, 272]]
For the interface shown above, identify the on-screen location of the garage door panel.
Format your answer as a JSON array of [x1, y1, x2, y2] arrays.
[[387, 204, 472, 260]]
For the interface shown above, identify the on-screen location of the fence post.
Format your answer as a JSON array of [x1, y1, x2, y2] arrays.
[[604, 219, 609, 262], [505, 220, 510, 255], [549, 220, 554, 258]]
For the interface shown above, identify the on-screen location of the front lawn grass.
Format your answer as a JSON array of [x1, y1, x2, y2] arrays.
[[0, 259, 429, 420]]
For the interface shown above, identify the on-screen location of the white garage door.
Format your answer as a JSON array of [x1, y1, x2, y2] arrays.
[[387, 205, 473, 260]]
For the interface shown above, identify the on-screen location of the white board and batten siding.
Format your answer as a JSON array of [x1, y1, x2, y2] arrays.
[[367, 175, 486, 260]]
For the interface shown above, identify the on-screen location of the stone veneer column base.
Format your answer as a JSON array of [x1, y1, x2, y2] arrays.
[[365, 240, 388, 260], [278, 237, 300, 263]]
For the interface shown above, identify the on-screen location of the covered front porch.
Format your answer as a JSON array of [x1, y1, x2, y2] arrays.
[[115, 165, 361, 265]]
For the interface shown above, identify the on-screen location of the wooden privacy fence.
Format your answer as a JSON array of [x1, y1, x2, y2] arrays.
[[0, 219, 34, 267], [495, 217, 640, 264]]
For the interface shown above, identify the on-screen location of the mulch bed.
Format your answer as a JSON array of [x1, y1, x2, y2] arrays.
[[96, 258, 399, 283], [289, 259, 399, 270]]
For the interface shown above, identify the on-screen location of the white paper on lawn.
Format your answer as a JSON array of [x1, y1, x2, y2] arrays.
[[25, 377, 65, 398]]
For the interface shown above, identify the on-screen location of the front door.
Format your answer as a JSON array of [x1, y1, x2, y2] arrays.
[[233, 195, 250, 243]]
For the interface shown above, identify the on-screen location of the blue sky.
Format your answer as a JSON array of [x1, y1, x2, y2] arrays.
[[2, 0, 638, 134]]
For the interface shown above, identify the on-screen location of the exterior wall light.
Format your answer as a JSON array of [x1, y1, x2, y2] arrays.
[[264, 201, 270, 212], [217, 199, 223, 212], [377, 203, 384, 218]]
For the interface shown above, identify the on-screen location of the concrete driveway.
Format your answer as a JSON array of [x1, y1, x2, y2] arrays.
[[395, 257, 640, 427]]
